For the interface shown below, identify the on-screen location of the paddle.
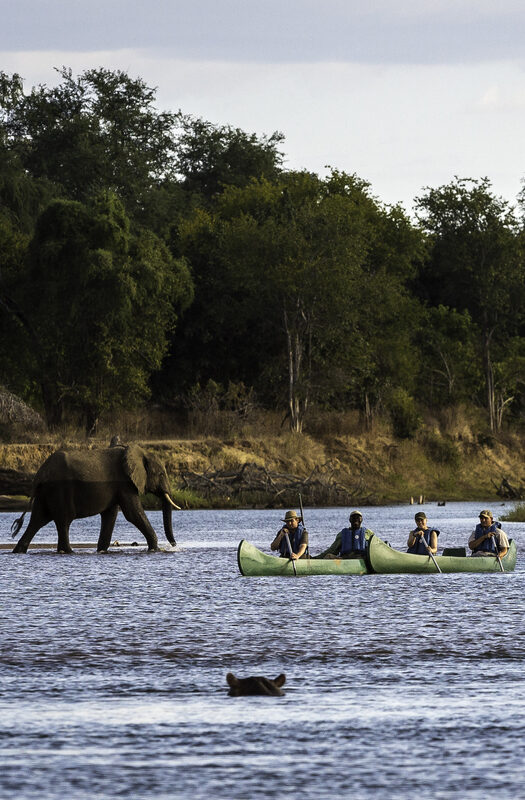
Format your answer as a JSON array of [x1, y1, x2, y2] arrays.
[[298, 493, 310, 560], [490, 533, 505, 573], [283, 530, 298, 577], [417, 530, 442, 574]]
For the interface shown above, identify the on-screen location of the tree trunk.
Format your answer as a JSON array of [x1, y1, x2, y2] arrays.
[[283, 301, 309, 433], [286, 325, 303, 433], [482, 327, 496, 432], [85, 411, 99, 438], [363, 392, 373, 431], [495, 393, 514, 432], [40, 380, 63, 429]]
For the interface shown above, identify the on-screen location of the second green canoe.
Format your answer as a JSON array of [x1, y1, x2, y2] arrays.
[[368, 535, 517, 574]]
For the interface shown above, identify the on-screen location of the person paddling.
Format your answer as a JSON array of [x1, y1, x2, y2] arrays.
[[316, 510, 373, 559], [271, 510, 308, 560], [468, 510, 509, 559], [407, 512, 439, 555]]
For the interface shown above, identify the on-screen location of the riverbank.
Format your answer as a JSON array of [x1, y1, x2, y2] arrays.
[[0, 429, 523, 509]]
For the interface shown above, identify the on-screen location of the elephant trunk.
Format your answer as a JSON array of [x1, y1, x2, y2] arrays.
[[162, 494, 176, 545]]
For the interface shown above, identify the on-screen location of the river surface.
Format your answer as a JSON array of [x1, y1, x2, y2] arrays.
[[1, 501, 524, 800]]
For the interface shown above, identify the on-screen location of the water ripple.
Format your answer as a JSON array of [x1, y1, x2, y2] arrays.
[[1, 502, 524, 800]]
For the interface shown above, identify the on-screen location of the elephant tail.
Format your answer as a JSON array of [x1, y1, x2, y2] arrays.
[[11, 511, 26, 538], [10, 484, 37, 537], [11, 493, 33, 538]]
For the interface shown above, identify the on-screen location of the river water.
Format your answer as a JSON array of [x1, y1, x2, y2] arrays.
[[1, 501, 524, 800]]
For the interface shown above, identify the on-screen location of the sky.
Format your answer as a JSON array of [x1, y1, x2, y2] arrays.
[[2, 0, 525, 213]]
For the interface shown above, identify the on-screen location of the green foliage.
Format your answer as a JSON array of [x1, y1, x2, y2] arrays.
[[501, 503, 525, 522], [0, 67, 179, 216], [386, 388, 422, 439], [415, 178, 525, 430], [175, 169, 424, 430], [417, 305, 482, 405], [492, 337, 525, 425], [169, 489, 211, 509], [415, 177, 524, 327], [174, 115, 284, 200], [8, 193, 192, 429], [422, 432, 461, 472]]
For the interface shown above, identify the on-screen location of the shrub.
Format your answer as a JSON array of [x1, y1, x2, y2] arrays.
[[501, 503, 525, 522], [386, 388, 421, 439], [422, 432, 461, 471]]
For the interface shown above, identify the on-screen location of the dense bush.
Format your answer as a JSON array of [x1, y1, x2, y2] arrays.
[[422, 432, 461, 471], [386, 388, 421, 439]]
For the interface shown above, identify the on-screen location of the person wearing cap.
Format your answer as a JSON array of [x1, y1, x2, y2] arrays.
[[271, 510, 308, 560], [315, 510, 373, 559], [407, 512, 439, 555], [468, 510, 509, 558]]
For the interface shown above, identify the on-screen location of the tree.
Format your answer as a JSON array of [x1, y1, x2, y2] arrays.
[[178, 171, 365, 430], [325, 195, 424, 427], [415, 178, 525, 431], [178, 170, 423, 432], [0, 68, 179, 217], [491, 337, 525, 428], [0, 75, 56, 233], [174, 116, 284, 201], [417, 305, 481, 405], [2, 193, 193, 431]]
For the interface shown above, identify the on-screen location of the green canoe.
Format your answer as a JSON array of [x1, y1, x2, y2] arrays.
[[368, 535, 517, 574], [237, 539, 369, 576]]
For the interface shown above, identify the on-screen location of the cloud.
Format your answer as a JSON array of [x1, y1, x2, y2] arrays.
[[476, 84, 525, 111], [4, 0, 525, 65]]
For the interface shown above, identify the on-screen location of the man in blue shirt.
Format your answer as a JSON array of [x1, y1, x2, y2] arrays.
[[316, 510, 373, 559]]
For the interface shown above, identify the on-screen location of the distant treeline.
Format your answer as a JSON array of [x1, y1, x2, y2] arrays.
[[1, 67, 524, 435]]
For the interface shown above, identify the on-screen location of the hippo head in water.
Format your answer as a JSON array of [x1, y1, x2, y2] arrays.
[[226, 672, 286, 696]]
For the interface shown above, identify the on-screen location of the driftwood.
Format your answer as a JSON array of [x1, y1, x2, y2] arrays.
[[181, 461, 369, 506], [493, 476, 524, 500]]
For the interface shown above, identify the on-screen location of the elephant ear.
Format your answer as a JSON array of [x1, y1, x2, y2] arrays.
[[122, 445, 147, 494]]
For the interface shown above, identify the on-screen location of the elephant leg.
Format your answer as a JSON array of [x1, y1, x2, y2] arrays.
[[55, 520, 73, 554], [119, 497, 159, 551], [97, 506, 119, 552], [12, 503, 52, 553]]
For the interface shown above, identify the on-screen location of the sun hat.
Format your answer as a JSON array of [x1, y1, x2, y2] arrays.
[[282, 510, 300, 522]]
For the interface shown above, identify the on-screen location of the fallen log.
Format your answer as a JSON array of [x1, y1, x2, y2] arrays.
[[180, 461, 368, 506], [493, 476, 524, 500]]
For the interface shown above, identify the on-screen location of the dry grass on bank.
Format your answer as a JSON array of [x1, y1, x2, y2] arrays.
[[0, 405, 523, 505]]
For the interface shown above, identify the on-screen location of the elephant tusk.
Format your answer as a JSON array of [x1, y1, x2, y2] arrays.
[[164, 492, 181, 510]]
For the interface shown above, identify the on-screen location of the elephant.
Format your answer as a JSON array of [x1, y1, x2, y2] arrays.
[[226, 672, 286, 696], [11, 444, 180, 554]]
